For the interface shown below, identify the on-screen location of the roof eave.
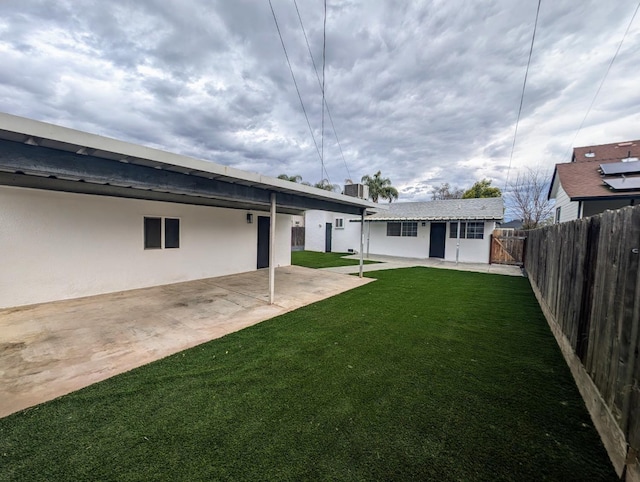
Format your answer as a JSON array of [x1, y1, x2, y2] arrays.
[[0, 112, 384, 214]]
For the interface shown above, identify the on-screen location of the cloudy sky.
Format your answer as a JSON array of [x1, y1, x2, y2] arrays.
[[1, 0, 639, 206]]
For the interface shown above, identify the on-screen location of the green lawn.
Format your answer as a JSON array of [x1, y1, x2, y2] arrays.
[[0, 268, 616, 481], [292, 250, 379, 268]]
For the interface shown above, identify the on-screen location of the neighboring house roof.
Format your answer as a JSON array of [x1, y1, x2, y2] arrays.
[[499, 219, 524, 229], [572, 140, 640, 163], [0, 112, 382, 215], [364, 198, 504, 222], [549, 140, 640, 201]]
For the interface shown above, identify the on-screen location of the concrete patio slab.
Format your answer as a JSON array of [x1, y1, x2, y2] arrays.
[[0, 266, 373, 418], [323, 254, 524, 277]]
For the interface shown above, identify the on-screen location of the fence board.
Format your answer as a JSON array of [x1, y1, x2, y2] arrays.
[[525, 205, 640, 480], [490, 229, 526, 265]]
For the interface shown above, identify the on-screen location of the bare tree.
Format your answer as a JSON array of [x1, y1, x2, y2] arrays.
[[431, 183, 464, 200], [508, 168, 554, 230]]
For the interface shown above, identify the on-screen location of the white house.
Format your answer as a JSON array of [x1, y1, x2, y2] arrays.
[[0, 113, 377, 309], [549, 140, 640, 222], [305, 197, 504, 264]]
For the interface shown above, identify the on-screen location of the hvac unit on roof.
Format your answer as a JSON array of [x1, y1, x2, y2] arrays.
[[343, 183, 369, 199]]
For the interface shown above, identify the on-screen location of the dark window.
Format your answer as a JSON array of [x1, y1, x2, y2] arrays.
[[165, 218, 180, 248], [450, 221, 483, 239], [466, 222, 484, 239], [387, 222, 401, 236], [387, 222, 417, 237], [144, 217, 162, 249], [401, 222, 418, 237], [450, 222, 467, 238]]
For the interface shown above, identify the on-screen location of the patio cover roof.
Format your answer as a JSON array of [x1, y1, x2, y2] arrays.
[[0, 112, 381, 216]]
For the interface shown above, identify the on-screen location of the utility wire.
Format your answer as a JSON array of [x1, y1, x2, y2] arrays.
[[293, 0, 353, 182], [562, 0, 640, 162], [321, 0, 327, 183], [503, 0, 542, 192], [268, 0, 323, 166]]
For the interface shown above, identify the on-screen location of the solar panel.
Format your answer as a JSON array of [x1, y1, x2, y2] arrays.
[[600, 160, 640, 175], [603, 177, 640, 191]]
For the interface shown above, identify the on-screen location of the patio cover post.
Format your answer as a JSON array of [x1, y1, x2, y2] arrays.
[[269, 192, 276, 304], [359, 209, 365, 278]]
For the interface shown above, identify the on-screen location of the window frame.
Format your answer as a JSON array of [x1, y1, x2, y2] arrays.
[[449, 221, 484, 240], [164, 218, 180, 249], [335, 218, 344, 229], [143, 216, 181, 250], [465, 222, 485, 239], [386, 222, 401, 237], [144, 217, 162, 250], [401, 221, 418, 237], [386, 221, 417, 237]]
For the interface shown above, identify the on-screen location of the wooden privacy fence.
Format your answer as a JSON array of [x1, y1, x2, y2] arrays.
[[490, 229, 526, 265], [525, 205, 640, 480]]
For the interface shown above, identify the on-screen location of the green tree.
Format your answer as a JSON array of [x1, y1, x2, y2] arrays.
[[361, 171, 399, 203], [313, 179, 339, 192], [277, 174, 311, 186], [277, 174, 303, 183], [462, 179, 502, 199]]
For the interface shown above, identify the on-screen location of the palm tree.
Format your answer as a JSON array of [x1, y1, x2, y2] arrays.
[[313, 179, 339, 192], [361, 171, 399, 202], [277, 174, 303, 183]]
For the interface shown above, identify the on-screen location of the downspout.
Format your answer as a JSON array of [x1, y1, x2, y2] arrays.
[[456, 220, 461, 265], [269, 192, 276, 304], [359, 209, 365, 278]]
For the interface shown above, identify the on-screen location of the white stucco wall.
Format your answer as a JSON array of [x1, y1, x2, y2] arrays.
[[443, 221, 495, 263], [365, 220, 494, 263], [304, 210, 331, 252], [305, 210, 494, 263], [366, 221, 430, 258], [332, 216, 362, 253], [303, 211, 362, 253], [0, 186, 291, 308]]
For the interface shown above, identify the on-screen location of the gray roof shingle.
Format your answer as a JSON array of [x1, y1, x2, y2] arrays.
[[364, 198, 504, 221]]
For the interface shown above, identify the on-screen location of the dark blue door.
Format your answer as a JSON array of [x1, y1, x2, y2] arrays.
[[429, 223, 446, 258], [257, 216, 270, 268], [325, 223, 332, 252]]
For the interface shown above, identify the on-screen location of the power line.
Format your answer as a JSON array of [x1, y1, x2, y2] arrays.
[[561, 0, 640, 162], [321, 0, 327, 183], [503, 0, 542, 192], [293, 0, 353, 182], [268, 0, 323, 168]]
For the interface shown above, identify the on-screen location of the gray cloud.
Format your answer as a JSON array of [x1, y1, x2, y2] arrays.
[[1, 0, 639, 207]]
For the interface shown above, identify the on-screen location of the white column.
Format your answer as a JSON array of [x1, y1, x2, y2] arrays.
[[269, 193, 276, 304], [359, 209, 365, 278]]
